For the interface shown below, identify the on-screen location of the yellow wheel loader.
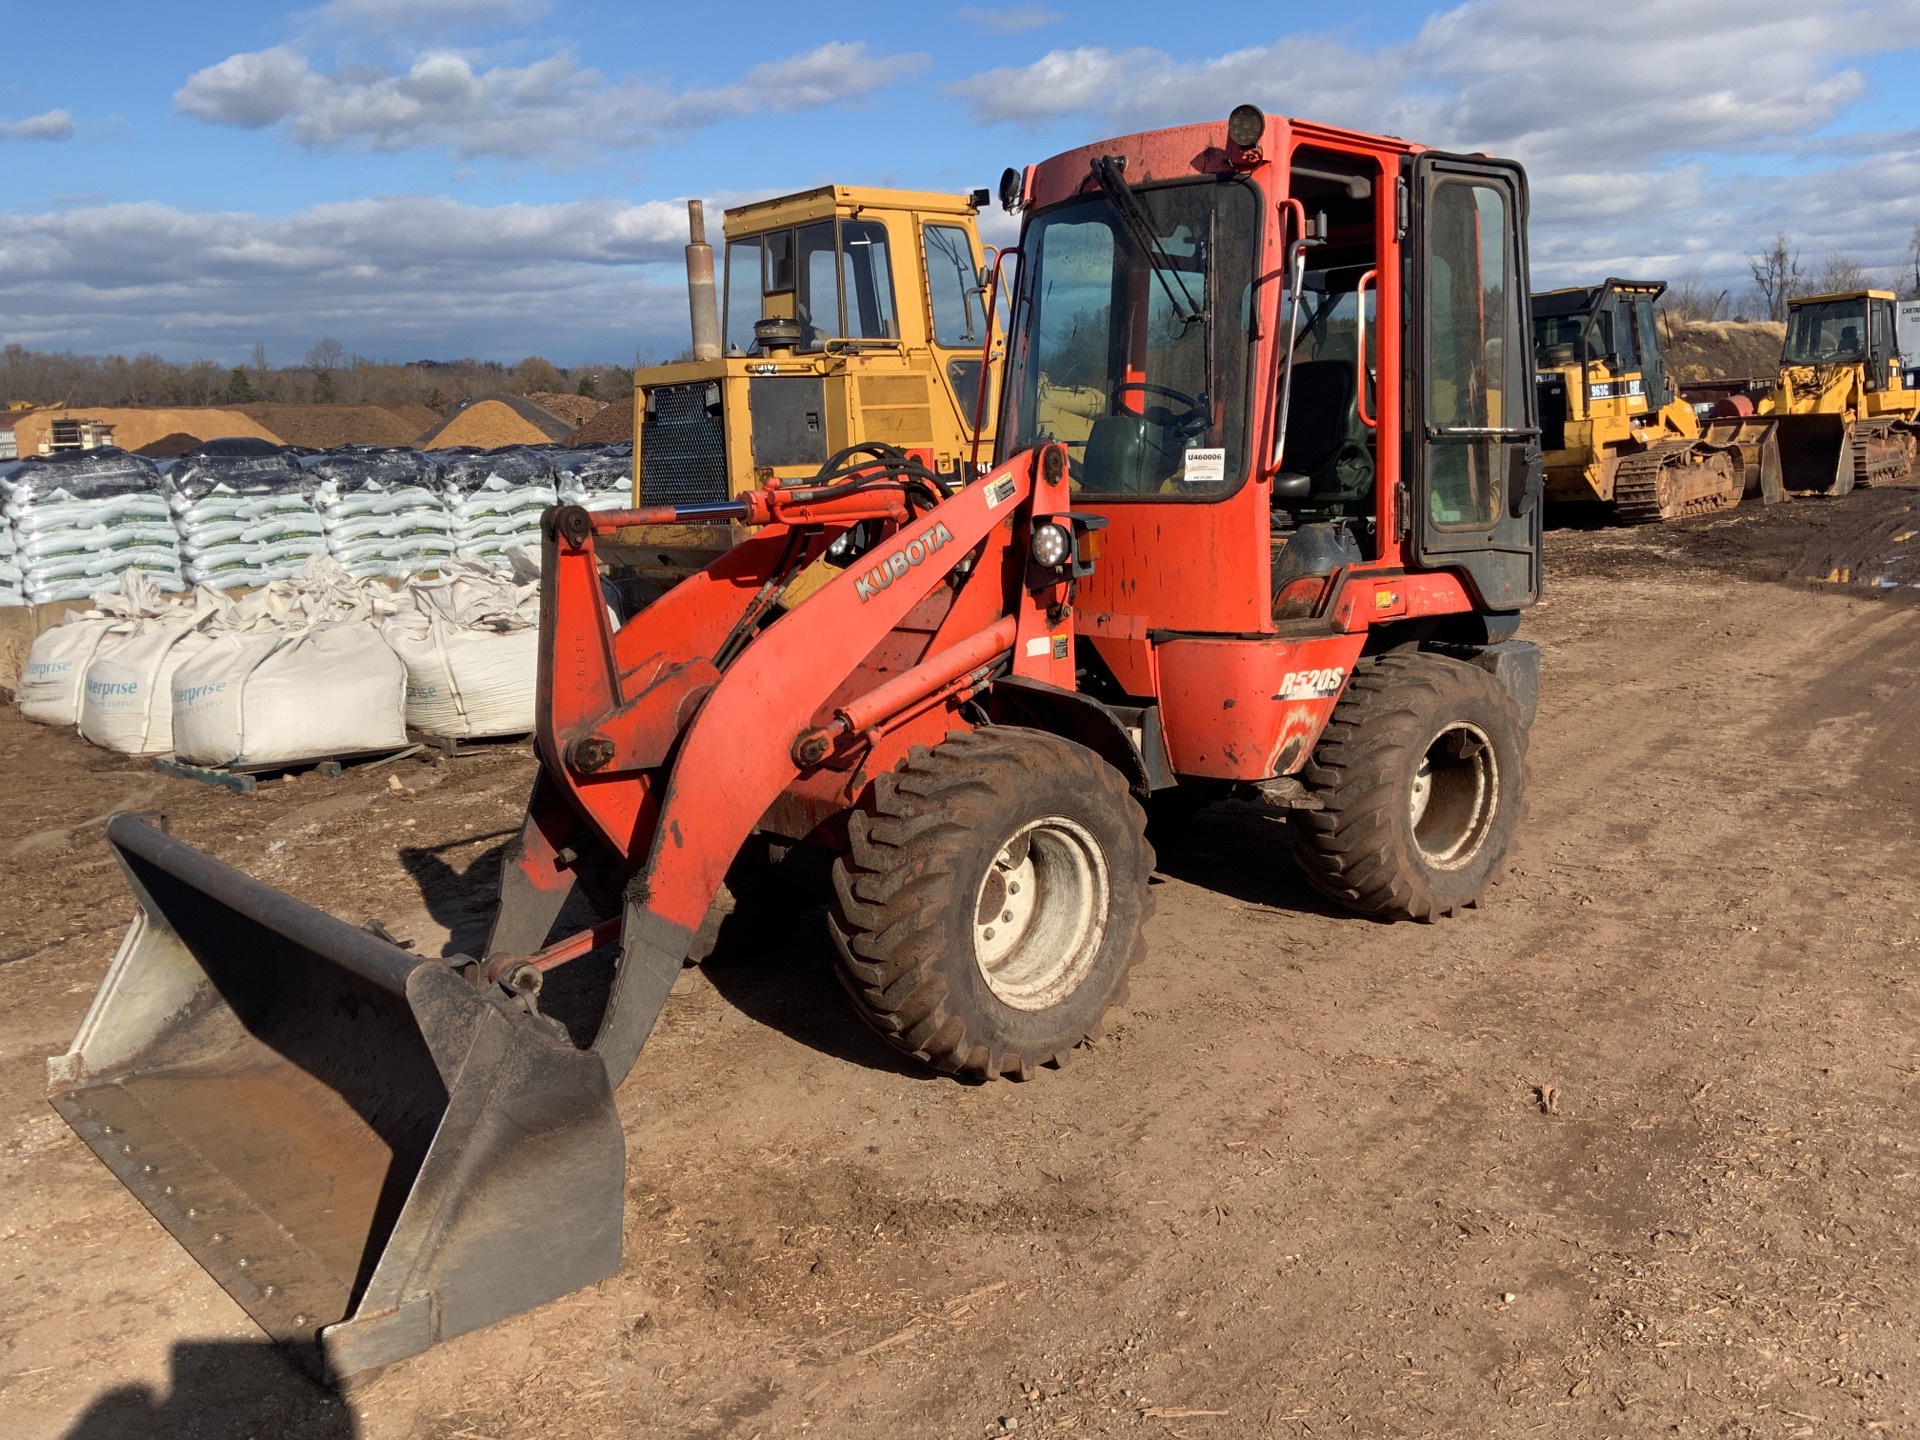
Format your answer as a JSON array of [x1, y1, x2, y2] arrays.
[[1532, 279, 1770, 523], [1762, 289, 1920, 495], [612, 186, 1001, 595]]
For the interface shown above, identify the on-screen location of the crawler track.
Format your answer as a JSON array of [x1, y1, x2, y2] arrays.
[[1612, 442, 1742, 525]]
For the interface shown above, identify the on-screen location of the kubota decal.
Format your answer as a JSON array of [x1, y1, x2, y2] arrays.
[[854, 521, 956, 602], [1276, 667, 1346, 700]]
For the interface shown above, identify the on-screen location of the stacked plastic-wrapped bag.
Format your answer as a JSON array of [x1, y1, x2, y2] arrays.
[[2, 450, 184, 603], [303, 447, 457, 578], [0, 514, 20, 606], [165, 440, 328, 590], [438, 448, 558, 567], [553, 442, 633, 514]]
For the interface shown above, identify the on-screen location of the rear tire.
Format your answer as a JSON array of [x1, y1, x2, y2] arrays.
[[829, 728, 1153, 1080], [1290, 653, 1526, 921]]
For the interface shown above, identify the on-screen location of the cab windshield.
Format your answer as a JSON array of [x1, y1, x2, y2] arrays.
[[1002, 176, 1258, 498], [723, 219, 899, 356], [1783, 299, 1867, 365], [1532, 308, 1611, 364]]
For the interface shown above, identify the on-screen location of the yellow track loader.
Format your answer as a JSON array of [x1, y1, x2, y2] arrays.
[[612, 186, 1001, 592], [1761, 289, 1920, 495], [1532, 279, 1774, 522]]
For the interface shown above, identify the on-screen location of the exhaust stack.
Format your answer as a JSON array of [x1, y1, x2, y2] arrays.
[[685, 200, 721, 362]]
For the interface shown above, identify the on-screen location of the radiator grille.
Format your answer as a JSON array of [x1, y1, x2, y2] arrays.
[[639, 383, 727, 505]]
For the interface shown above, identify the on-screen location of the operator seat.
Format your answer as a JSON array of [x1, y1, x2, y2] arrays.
[[1840, 325, 1860, 356], [1269, 360, 1354, 496]]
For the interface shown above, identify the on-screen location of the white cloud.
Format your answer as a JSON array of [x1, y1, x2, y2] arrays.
[[0, 109, 76, 143], [174, 47, 320, 129], [0, 195, 713, 361], [953, 5, 1063, 32], [174, 41, 930, 164], [948, 0, 1920, 295]]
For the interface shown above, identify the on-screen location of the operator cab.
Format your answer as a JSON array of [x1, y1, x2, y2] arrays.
[[1268, 149, 1383, 570], [1782, 290, 1908, 392]]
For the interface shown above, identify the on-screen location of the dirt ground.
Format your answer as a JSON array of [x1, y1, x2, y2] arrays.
[[5, 487, 1920, 1439]]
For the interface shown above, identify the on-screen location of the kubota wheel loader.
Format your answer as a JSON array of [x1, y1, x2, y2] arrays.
[[1531, 278, 1779, 522], [51, 106, 1545, 1379], [611, 186, 1002, 601]]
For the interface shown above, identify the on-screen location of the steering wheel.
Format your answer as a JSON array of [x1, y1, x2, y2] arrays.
[[1111, 381, 1206, 435]]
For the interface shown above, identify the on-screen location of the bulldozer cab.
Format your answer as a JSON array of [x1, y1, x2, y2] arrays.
[[631, 186, 998, 510], [1531, 279, 1670, 423], [999, 119, 1540, 652], [1781, 290, 1908, 393]]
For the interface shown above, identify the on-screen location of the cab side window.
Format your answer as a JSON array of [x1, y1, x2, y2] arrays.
[[925, 224, 985, 348], [1425, 180, 1519, 529]]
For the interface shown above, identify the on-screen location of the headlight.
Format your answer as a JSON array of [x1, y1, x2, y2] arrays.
[[1030, 520, 1072, 569]]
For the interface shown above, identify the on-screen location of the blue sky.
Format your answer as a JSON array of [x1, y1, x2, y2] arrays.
[[2, 0, 1918, 366]]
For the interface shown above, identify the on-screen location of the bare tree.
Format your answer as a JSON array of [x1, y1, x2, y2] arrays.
[[1812, 252, 1870, 295], [1659, 272, 1730, 327], [305, 338, 346, 372], [1905, 223, 1920, 300], [1748, 234, 1803, 322]]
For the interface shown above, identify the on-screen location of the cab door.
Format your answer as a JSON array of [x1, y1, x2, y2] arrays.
[[1405, 155, 1541, 612]]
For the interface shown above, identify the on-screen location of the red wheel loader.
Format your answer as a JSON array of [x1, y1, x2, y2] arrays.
[[51, 106, 1544, 1379]]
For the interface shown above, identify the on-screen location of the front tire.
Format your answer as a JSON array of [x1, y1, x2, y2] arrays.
[[1290, 653, 1526, 920], [829, 728, 1153, 1080]]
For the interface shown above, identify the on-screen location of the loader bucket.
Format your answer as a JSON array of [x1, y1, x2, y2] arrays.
[[47, 813, 626, 1381], [1775, 413, 1852, 495]]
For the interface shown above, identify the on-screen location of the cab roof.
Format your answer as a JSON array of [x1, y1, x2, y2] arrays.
[[1531, 278, 1667, 317], [723, 185, 982, 240], [1790, 289, 1897, 306]]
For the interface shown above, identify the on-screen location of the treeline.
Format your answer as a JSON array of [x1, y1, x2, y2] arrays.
[[1660, 226, 1920, 324], [0, 339, 642, 412]]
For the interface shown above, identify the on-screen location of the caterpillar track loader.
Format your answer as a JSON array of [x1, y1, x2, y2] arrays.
[[613, 187, 1001, 598], [53, 107, 1545, 1380], [1761, 289, 1920, 495], [1532, 278, 1776, 522]]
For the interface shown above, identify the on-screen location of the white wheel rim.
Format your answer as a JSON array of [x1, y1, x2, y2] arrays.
[[973, 816, 1110, 1011], [1409, 721, 1498, 871]]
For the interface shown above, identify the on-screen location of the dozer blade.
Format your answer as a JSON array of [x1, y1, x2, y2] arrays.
[[1775, 413, 1853, 496], [47, 813, 625, 1381]]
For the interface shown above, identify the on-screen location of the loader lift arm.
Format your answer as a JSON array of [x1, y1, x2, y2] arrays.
[[507, 445, 1074, 1087]]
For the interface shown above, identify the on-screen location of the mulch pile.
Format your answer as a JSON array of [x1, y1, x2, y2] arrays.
[[416, 393, 575, 450], [568, 401, 632, 446]]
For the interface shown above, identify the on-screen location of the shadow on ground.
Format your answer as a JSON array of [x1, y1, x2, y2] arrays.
[[699, 902, 935, 1080], [1153, 803, 1361, 921], [62, 1340, 355, 1440]]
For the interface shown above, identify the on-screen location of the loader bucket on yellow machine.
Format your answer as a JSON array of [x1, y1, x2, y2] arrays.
[[47, 813, 625, 1380], [1775, 413, 1852, 495]]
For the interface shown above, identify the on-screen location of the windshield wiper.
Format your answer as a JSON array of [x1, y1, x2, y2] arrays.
[[1090, 156, 1205, 330]]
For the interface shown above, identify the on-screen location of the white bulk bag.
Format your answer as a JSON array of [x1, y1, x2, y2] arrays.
[[79, 620, 214, 754], [382, 563, 539, 739], [19, 617, 130, 726], [16, 570, 180, 726], [171, 624, 408, 767]]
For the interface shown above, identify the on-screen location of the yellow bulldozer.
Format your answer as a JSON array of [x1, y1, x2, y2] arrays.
[[1532, 279, 1775, 522], [1760, 288, 1920, 494], [611, 186, 1001, 589]]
